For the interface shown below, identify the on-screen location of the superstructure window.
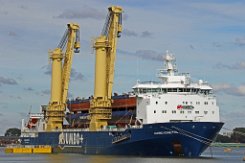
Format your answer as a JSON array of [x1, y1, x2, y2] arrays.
[[200, 89, 210, 95], [167, 88, 172, 92], [192, 89, 197, 93], [138, 88, 163, 94], [172, 110, 176, 114], [195, 111, 199, 114], [204, 111, 208, 114], [162, 110, 167, 113], [180, 110, 184, 114], [175, 88, 204, 93]]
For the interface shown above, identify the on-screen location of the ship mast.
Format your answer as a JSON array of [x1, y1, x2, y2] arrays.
[[164, 51, 177, 76]]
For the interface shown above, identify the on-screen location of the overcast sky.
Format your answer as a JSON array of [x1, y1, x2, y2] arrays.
[[0, 0, 245, 135]]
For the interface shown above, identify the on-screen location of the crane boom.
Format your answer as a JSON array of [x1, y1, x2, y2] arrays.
[[46, 23, 80, 131], [61, 24, 80, 104], [90, 6, 122, 131]]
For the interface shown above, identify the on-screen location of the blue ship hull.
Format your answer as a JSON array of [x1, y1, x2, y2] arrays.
[[21, 122, 223, 157]]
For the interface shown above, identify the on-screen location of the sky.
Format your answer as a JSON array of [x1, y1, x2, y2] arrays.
[[0, 0, 245, 135]]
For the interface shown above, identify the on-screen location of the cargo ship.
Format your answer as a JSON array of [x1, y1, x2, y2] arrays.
[[19, 53, 223, 156], [9, 6, 223, 157]]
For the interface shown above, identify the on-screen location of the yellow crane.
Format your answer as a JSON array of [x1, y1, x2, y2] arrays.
[[46, 23, 80, 131], [90, 6, 123, 131]]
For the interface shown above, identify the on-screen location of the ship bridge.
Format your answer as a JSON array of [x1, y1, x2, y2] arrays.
[[132, 51, 213, 96]]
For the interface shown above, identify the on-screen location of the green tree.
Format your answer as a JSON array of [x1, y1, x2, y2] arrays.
[[230, 127, 245, 143], [4, 128, 21, 137], [215, 134, 231, 143]]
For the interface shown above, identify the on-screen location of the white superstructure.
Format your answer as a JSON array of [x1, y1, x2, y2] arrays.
[[133, 51, 220, 124]]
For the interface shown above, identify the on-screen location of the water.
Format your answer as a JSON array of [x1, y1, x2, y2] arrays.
[[1, 147, 245, 163]]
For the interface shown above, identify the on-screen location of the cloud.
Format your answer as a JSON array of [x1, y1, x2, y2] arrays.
[[41, 89, 50, 95], [212, 83, 231, 92], [0, 113, 3, 116], [0, 102, 8, 109], [0, 11, 8, 15], [70, 68, 84, 81], [190, 2, 245, 21], [0, 76, 18, 86], [141, 31, 153, 38], [189, 45, 195, 49], [9, 95, 22, 100], [24, 87, 34, 91], [122, 29, 153, 38], [123, 29, 138, 37], [234, 36, 245, 46], [8, 31, 17, 37], [43, 65, 84, 81], [43, 65, 51, 75], [213, 83, 245, 96], [221, 111, 245, 130], [55, 6, 105, 20], [19, 5, 28, 10], [214, 61, 245, 70], [40, 90, 74, 98], [213, 42, 222, 47], [118, 49, 163, 61]]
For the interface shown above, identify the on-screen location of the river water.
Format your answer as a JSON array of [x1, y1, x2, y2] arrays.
[[1, 147, 245, 163]]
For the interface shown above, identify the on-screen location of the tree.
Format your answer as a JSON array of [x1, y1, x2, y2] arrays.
[[4, 128, 21, 137], [215, 134, 231, 143], [230, 127, 245, 143]]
